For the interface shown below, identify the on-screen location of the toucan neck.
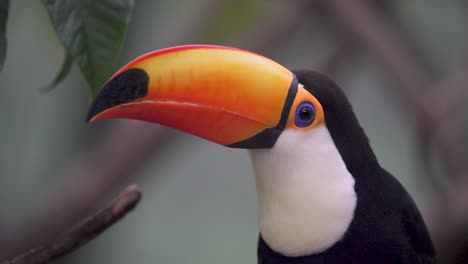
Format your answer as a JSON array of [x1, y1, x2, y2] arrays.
[[324, 112, 379, 176], [249, 125, 357, 257]]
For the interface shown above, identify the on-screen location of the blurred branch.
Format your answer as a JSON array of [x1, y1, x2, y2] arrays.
[[428, 67, 468, 124], [322, 0, 468, 262], [0, 122, 167, 259], [425, 67, 468, 182], [1, 184, 142, 264]]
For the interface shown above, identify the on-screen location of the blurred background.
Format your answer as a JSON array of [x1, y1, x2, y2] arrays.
[[0, 0, 467, 263]]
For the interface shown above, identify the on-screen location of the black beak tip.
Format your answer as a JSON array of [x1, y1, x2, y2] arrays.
[[85, 68, 150, 123]]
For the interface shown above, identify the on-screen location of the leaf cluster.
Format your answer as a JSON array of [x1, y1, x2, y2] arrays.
[[0, 0, 135, 97]]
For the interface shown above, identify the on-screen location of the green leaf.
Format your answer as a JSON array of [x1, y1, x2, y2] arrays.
[[0, 0, 9, 71], [41, 52, 73, 92], [42, 0, 134, 97]]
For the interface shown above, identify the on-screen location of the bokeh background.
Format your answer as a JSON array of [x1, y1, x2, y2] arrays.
[[1, 0, 467, 263]]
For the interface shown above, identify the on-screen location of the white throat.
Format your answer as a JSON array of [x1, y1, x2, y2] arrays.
[[249, 124, 357, 257]]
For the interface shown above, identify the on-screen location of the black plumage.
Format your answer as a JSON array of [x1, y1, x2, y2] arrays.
[[257, 70, 435, 264]]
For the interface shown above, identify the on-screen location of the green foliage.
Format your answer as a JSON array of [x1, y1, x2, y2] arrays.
[[41, 0, 134, 96], [0, 0, 8, 71]]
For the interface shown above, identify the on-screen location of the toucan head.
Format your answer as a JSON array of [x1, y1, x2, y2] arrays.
[[87, 45, 374, 257]]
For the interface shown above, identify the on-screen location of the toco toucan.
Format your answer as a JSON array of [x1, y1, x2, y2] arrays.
[[86, 45, 435, 264]]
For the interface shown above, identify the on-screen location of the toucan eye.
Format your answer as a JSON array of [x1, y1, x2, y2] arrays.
[[295, 102, 316, 127]]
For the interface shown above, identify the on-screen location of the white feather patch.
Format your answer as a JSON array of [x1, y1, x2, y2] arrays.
[[249, 124, 356, 257]]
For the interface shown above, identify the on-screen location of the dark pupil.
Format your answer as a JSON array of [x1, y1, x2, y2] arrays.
[[299, 107, 313, 121]]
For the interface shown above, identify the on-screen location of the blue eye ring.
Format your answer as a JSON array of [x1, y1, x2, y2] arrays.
[[295, 102, 316, 127]]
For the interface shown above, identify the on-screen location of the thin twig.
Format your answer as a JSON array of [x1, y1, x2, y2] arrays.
[[0, 121, 167, 259], [1, 184, 142, 264]]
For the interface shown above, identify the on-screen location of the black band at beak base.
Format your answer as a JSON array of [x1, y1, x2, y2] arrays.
[[227, 75, 298, 149]]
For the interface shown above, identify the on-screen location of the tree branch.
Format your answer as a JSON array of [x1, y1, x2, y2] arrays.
[[1, 184, 142, 264], [427, 66, 468, 124], [0, 121, 167, 259]]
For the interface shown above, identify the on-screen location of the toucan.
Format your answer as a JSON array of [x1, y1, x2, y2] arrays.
[[86, 45, 435, 264]]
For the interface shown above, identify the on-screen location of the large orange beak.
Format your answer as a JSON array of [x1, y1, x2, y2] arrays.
[[87, 45, 298, 148]]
